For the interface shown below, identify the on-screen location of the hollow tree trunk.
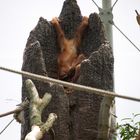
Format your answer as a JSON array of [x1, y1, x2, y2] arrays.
[[21, 0, 115, 139]]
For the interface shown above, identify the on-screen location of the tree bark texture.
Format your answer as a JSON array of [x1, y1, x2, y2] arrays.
[[21, 0, 115, 139]]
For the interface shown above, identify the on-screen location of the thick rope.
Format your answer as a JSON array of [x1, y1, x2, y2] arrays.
[[0, 66, 140, 102]]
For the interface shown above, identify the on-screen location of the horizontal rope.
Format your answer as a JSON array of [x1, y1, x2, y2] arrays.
[[0, 66, 140, 102]]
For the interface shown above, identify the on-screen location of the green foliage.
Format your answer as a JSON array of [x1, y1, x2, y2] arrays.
[[116, 113, 140, 140]]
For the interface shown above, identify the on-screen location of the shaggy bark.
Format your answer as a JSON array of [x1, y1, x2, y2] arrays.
[[21, 0, 115, 139]]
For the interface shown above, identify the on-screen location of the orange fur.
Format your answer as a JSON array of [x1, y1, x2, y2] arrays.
[[51, 16, 88, 81]]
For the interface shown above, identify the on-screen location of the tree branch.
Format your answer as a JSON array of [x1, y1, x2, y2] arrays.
[[24, 79, 57, 140]]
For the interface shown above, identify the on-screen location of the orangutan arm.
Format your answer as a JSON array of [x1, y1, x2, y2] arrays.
[[74, 16, 89, 47]]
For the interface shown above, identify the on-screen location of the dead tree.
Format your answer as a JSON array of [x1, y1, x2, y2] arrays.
[[21, 0, 115, 139], [24, 79, 57, 140]]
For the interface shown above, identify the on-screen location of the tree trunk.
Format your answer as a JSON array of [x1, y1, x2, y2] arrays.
[[21, 0, 115, 139]]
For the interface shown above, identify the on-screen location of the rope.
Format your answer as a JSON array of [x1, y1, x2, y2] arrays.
[[0, 66, 140, 102], [91, 0, 119, 10], [91, 0, 140, 53], [112, 21, 140, 53], [0, 118, 14, 135], [112, 0, 119, 10], [91, 0, 100, 9]]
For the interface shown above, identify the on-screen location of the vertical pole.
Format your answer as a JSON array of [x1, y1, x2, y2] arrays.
[[102, 0, 113, 48], [98, 1, 116, 140], [100, 0, 114, 85]]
